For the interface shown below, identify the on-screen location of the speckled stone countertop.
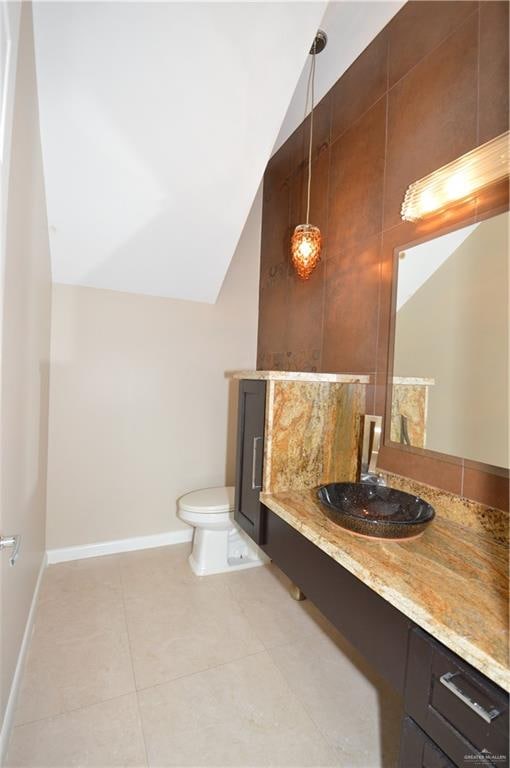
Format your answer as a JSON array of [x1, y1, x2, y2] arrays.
[[260, 489, 510, 692], [232, 370, 370, 384], [392, 376, 435, 386]]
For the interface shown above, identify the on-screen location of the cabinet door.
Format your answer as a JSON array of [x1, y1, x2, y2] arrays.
[[234, 380, 266, 544], [405, 629, 509, 767], [400, 717, 455, 768]]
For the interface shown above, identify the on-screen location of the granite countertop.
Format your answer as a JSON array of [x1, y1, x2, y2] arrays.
[[231, 370, 370, 384], [392, 376, 435, 386], [261, 489, 510, 692]]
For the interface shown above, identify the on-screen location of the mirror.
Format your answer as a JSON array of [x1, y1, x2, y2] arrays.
[[390, 211, 509, 469]]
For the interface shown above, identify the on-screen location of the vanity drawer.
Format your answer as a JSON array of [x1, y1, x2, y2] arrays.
[[400, 717, 455, 767], [405, 629, 509, 767]]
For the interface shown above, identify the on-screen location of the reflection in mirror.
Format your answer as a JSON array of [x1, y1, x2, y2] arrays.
[[391, 211, 509, 469]]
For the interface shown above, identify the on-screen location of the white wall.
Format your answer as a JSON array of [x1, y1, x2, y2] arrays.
[[46, 188, 261, 549], [0, 0, 52, 743]]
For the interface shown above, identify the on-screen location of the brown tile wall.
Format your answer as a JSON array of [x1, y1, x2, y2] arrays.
[[257, 0, 509, 510]]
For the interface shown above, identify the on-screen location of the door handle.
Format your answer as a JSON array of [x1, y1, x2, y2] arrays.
[[251, 436, 263, 490], [0, 535, 21, 566]]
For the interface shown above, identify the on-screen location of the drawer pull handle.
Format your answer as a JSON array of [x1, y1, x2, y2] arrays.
[[251, 436, 262, 490], [439, 672, 500, 724]]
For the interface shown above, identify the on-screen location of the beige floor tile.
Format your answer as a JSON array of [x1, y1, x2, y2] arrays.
[[15, 622, 136, 725], [7, 694, 147, 768], [11, 545, 403, 767], [125, 579, 264, 690], [16, 557, 134, 725], [35, 555, 125, 637], [268, 630, 402, 768], [39, 555, 123, 604], [138, 651, 340, 767], [228, 563, 335, 649], [119, 544, 228, 599]]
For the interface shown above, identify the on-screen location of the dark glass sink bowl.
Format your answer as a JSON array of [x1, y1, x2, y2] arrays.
[[317, 482, 435, 540]]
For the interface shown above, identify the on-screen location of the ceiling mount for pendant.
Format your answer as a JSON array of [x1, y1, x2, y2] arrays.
[[310, 30, 327, 55]]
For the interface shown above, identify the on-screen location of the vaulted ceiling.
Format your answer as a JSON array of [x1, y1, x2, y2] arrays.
[[33, 2, 402, 304]]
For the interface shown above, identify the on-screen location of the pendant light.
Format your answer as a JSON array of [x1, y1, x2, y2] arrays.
[[291, 30, 327, 280]]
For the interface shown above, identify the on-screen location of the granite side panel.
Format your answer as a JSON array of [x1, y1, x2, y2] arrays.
[[264, 381, 365, 493]]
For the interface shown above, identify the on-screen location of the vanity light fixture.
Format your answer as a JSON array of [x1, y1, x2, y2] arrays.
[[291, 30, 327, 280], [401, 131, 510, 222]]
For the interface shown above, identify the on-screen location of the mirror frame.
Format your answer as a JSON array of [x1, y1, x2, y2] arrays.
[[383, 213, 509, 480]]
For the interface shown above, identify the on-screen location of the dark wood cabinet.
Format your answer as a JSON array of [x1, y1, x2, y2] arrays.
[[400, 717, 456, 768], [404, 629, 509, 768], [234, 380, 266, 544]]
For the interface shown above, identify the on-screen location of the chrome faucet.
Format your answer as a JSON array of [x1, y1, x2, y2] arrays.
[[360, 415, 386, 486]]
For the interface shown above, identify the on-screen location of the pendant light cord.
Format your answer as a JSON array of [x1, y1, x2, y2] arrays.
[[306, 41, 316, 225]]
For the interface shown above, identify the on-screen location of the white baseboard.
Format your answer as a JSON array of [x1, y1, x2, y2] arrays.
[[0, 553, 47, 765], [46, 528, 193, 565]]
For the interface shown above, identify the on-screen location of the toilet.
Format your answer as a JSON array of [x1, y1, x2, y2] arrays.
[[178, 486, 266, 576]]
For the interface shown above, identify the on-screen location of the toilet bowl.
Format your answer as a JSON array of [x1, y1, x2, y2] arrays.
[[178, 486, 266, 576]]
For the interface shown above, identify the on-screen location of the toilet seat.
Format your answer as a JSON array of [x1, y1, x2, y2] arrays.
[[179, 486, 234, 514]]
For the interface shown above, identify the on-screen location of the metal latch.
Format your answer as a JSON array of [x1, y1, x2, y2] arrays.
[[0, 535, 21, 566]]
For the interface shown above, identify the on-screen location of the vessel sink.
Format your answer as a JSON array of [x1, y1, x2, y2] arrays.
[[317, 482, 435, 540]]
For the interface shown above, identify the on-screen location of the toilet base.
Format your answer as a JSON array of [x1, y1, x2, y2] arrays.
[[188, 526, 266, 576], [188, 551, 266, 576]]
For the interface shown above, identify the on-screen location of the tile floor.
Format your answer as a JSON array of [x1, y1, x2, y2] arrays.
[[7, 543, 403, 767]]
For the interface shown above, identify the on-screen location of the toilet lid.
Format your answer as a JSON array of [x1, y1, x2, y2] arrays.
[[179, 486, 235, 514]]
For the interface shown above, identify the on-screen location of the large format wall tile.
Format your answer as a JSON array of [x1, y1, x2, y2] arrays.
[[478, 1, 510, 144], [328, 97, 386, 254], [330, 29, 388, 143], [290, 150, 330, 251], [388, 1, 477, 87], [322, 234, 381, 374], [289, 92, 332, 175], [384, 13, 478, 229], [257, 1, 509, 505], [286, 261, 325, 369], [260, 180, 290, 272], [257, 267, 289, 363]]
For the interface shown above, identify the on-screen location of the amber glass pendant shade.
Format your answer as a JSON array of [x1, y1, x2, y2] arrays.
[[291, 224, 322, 280]]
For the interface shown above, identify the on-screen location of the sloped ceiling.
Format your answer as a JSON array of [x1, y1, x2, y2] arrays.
[[33, 2, 403, 304], [33, 1, 326, 302]]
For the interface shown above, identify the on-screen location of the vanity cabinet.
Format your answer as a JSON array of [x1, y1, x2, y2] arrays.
[[404, 629, 509, 768], [232, 375, 508, 768], [400, 718, 455, 767], [234, 380, 266, 544], [249, 505, 509, 768], [262, 505, 411, 693]]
